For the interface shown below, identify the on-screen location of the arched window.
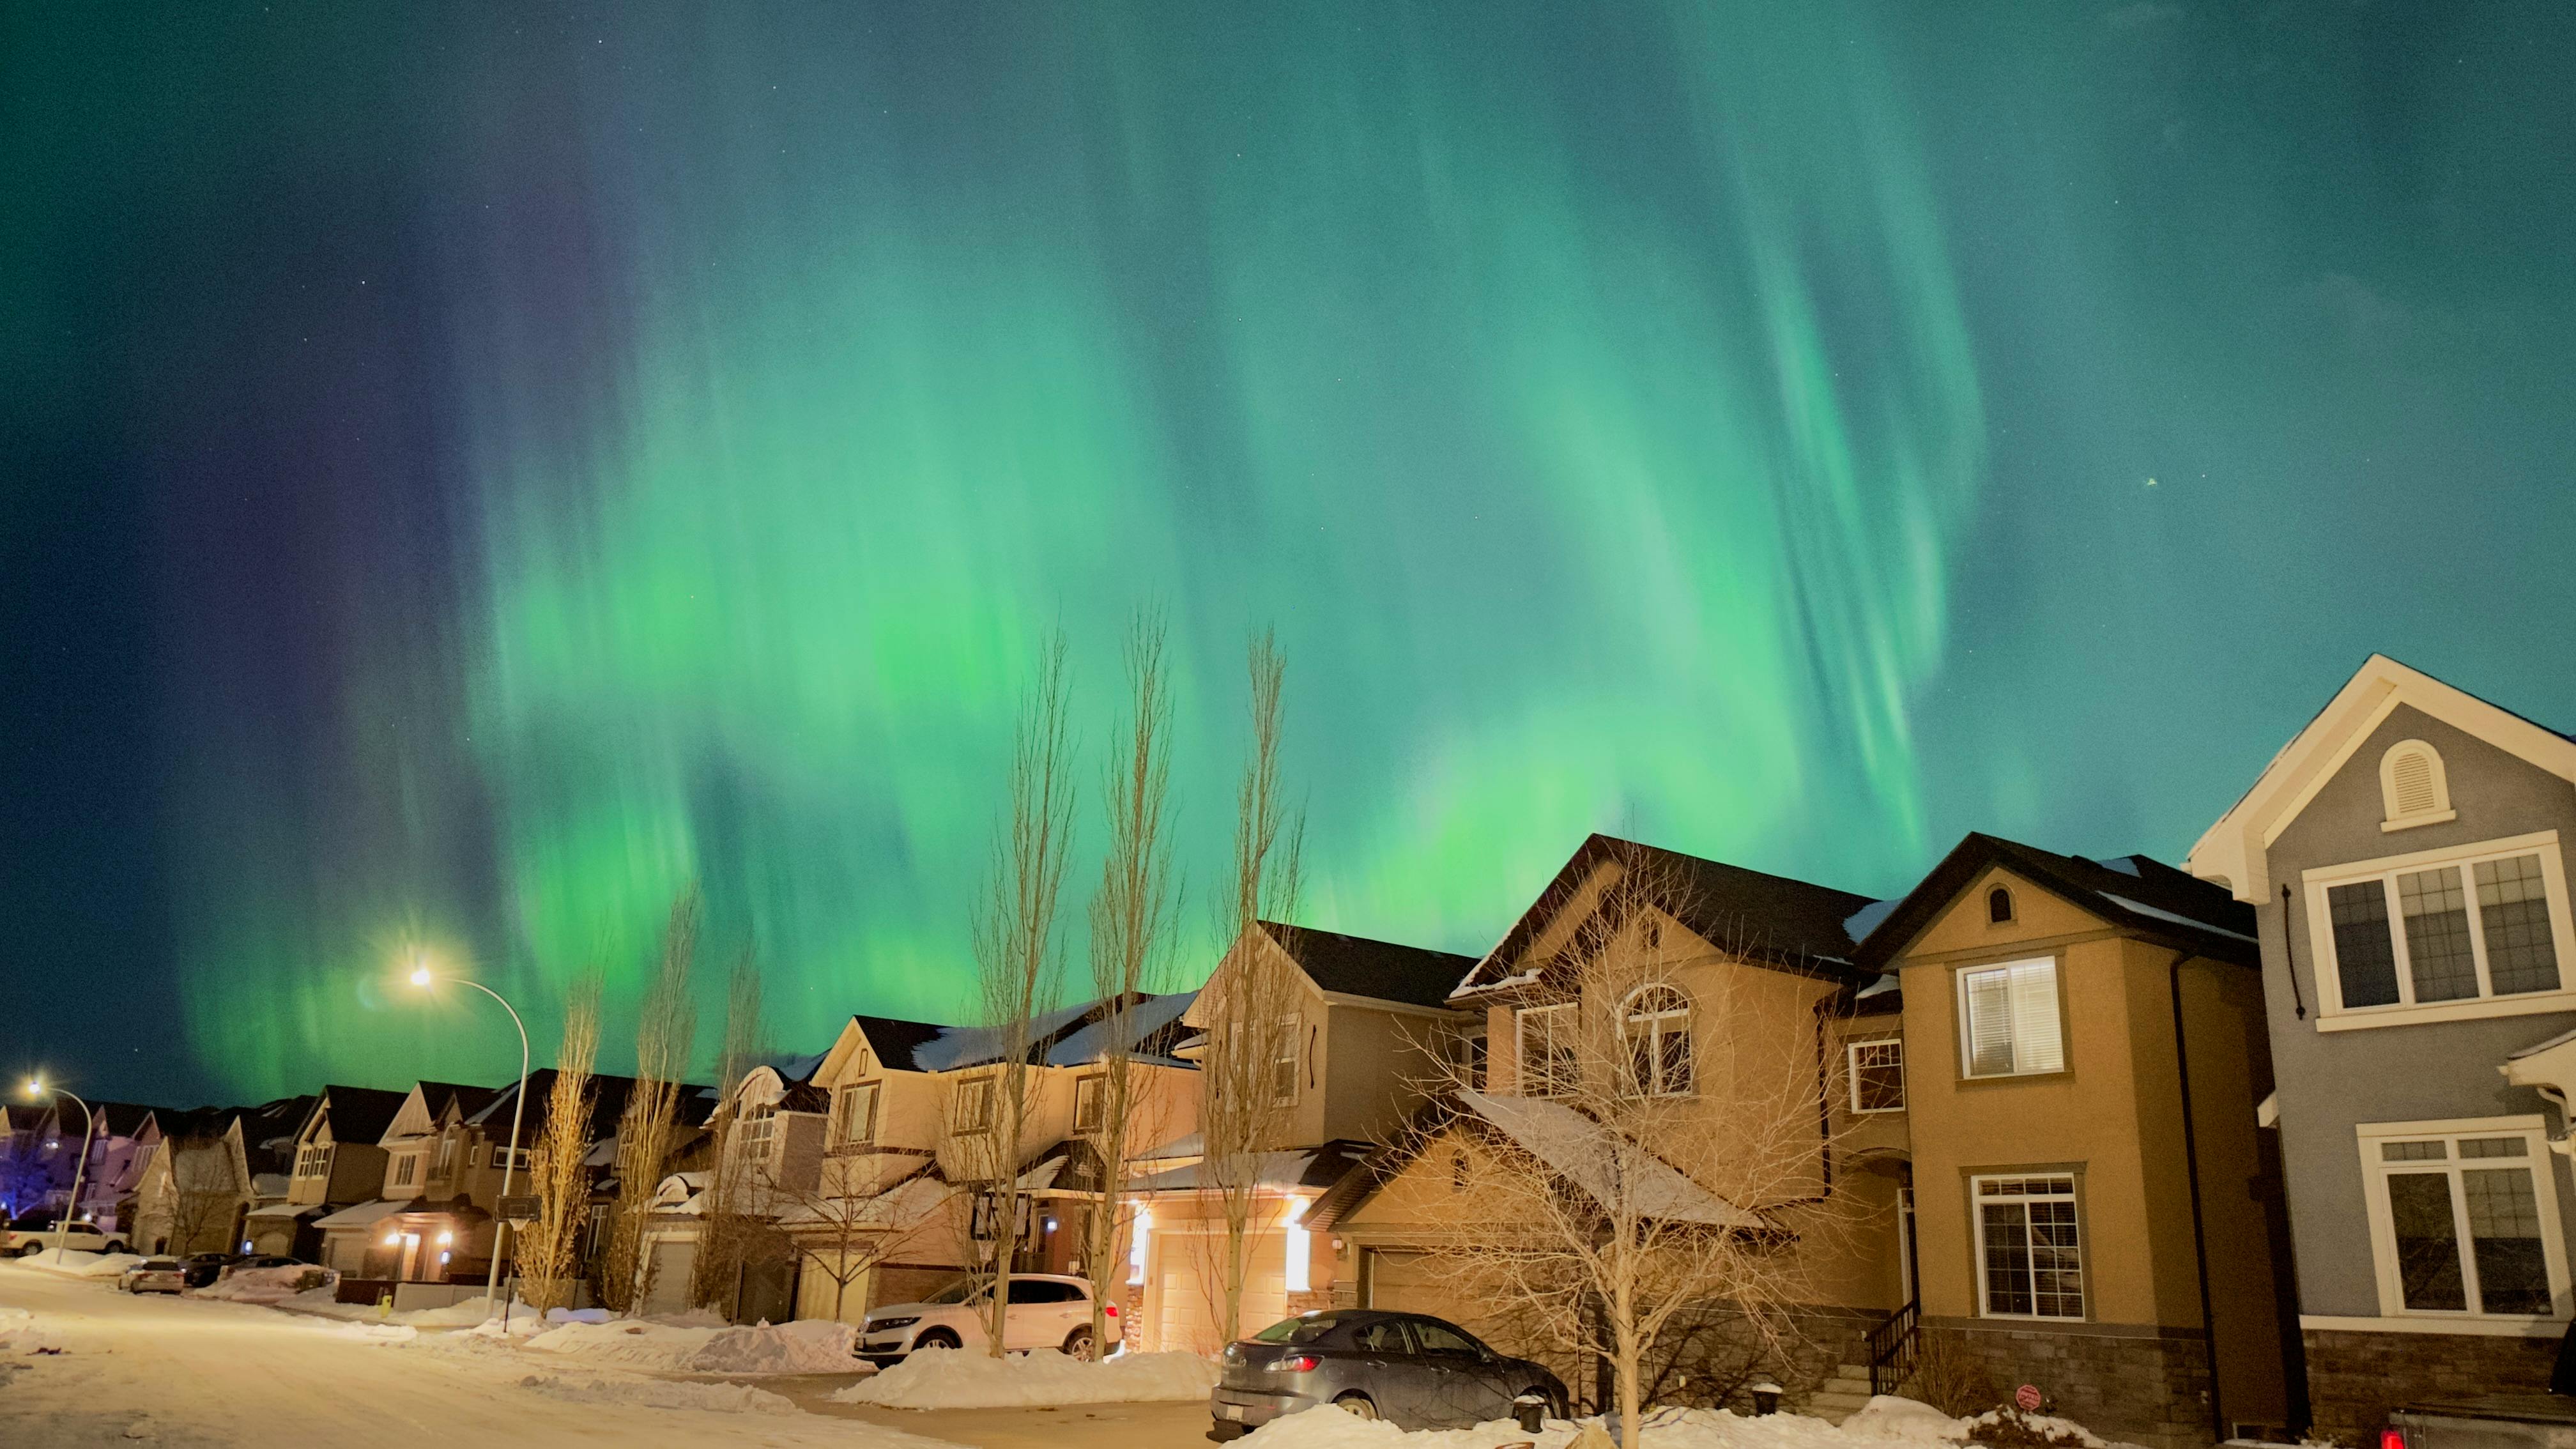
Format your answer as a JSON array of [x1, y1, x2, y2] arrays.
[[1622, 985, 1693, 1097], [1988, 886, 2015, 924], [2380, 740, 2454, 829]]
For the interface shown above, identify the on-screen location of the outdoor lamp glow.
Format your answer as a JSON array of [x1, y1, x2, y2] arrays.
[[22, 1079, 40, 1098], [437, 1230, 453, 1245]]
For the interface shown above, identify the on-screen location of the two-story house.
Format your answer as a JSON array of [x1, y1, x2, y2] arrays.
[[1853, 832, 2291, 1448], [636, 1056, 832, 1320], [313, 1080, 496, 1280], [273, 1085, 406, 1262], [2189, 656, 2576, 1443], [130, 1095, 314, 1257], [1130, 921, 1479, 1354], [1327, 834, 1896, 1407]]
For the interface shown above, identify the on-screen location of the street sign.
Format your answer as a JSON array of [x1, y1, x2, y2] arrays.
[[497, 1195, 539, 1223], [2016, 1384, 2044, 1413]]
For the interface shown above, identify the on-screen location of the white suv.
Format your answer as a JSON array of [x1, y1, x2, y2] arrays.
[[4, 1217, 125, 1256], [856, 1273, 1116, 1365]]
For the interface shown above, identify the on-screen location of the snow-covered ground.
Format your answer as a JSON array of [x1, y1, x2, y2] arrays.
[[834, 1347, 1219, 1409], [0, 1260, 961, 1448], [1231, 1395, 2124, 1449]]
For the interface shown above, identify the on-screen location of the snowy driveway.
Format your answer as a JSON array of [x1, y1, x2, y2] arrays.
[[0, 1265, 965, 1448]]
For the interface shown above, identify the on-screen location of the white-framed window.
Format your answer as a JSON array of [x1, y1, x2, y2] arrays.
[[2359, 1117, 2568, 1321], [952, 1077, 994, 1133], [1621, 985, 1694, 1097], [435, 1136, 456, 1174], [834, 1082, 880, 1146], [1972, 1173, 2084, 1319], [1515, 1004, 1578, 1099], [1270, 1016, 1302, 1106], [296, 1144, 330, 1179], [1957, 958, 2064, 1078], [2380, 740, 2455, 831], [392, 1153, 418, 1187], [2305, 832, 2573, 1031], [1848, 1039, 1905, 1113], [1073, 1075, 1105, 1133], [739, 1102, 778, 1162]]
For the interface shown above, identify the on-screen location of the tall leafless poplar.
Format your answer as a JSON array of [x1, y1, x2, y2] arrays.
[[603, 885, 701, 1313], [691, 944, 767, 1315], [1199, 629, 1305, 1346], [1078, 609, 1179, 1354], [969, 629, 1077, 1355], [522, 970, 601, 1312]]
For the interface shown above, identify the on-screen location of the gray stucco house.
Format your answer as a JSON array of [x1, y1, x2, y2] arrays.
[[2191, 656, 2576, 1443]]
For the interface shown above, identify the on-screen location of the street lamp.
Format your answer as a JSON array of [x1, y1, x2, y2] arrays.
[[406, 954, 529, 1326], [22, 1079, 95, 1263]]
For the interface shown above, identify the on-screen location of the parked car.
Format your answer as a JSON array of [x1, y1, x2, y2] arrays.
[[1209, 1310, 1567, 1439], [213, 1254, 310, 1282], [2, 1215, 126, 1257], [119, 1257, 187, 1294], [180, 1252, 243, 1288], [854, 1273, 1114, 1365]]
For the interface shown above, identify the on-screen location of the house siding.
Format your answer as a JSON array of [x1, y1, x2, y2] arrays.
[[2259, 703, 2576, 1442]]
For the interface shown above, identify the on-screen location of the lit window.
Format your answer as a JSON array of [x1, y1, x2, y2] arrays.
[[2315, 846, 2566, 1015], [1073, 1076, 1105, 1134], [1958, 959, 2064, 1078], [1848, 1039, 1905, 1113], [2380, 742, 2455, 829], [1974, 1174, 2084, 1319], [1620, 986, 1693, 1097], [1515, 1004, 1578, 1098], [834, 1082, 880, 1146], [392, 1154, 417, 1187], [2361, 1120, 2566, 1317]]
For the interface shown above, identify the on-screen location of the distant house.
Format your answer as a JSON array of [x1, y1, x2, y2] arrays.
[[1851, 832, 2292, 1446], [130, 1095, 314, 1257], [274, 1085, 407, 1260], [312, 1080, 498, 1280], [2189, 656, 2576, 1442], [22, 1101, 167, 1236]]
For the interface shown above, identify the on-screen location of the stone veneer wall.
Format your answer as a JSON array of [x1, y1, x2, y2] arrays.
[[1927, 1321, 2212, 1449], [2303, 1328, 2558, 1446], [1121, 1280, 1146, 1352]]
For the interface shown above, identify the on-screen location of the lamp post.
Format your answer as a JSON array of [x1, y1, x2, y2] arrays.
[[23, 1081, 95, 1262], [409, 957, 529, 1325]]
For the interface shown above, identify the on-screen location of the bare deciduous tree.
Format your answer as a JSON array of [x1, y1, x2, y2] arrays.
[[691, 946, 769, 1317], [1197, 629, 1305, 1346], [969, 629, 1077, 1355], [604, 886, 702, 1314], [158, 1135, 238, 1255], [1396, 849, 1865, 1449], [522, 971, 602, 1312], [1079, 608, 1181, 1354], [770, 1153, 950, 1323]]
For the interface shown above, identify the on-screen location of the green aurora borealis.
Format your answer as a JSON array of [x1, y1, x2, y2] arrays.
[[7, 4, 2574, 1100]]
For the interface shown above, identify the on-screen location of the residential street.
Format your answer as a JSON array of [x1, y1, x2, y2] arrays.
[[0, 1266, 1202, 1449]]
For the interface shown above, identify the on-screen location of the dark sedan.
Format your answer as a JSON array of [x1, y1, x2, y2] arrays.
[[181, 1252, 242, 1288], [1209, 1309, 1566, 1438]]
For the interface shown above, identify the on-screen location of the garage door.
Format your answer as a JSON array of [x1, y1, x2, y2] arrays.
[[641, 1240, 696, 1317], [1363, 1248, 1479, 1325]]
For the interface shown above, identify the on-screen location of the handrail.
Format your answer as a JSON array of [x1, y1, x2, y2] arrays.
[[1865, 1298, 1920, 1398]]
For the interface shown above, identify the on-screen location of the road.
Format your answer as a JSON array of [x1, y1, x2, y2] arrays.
[[0, 1264, 1208, 1449]]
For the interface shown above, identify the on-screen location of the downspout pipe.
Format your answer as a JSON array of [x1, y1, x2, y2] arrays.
[[2168, 949, 2225, 1445]]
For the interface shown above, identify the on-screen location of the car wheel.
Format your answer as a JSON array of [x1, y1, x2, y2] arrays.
[[1061, 1326, 1096, 1361], [1334, 1395, 1379, 1421], [17, 1243, 39, 1258], [105, 1242, 126, 1254], [1521, 1388, 1562, 1419], [915, 1328, 962, 1351]]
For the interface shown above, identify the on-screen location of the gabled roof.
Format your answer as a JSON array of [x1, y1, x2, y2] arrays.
[[1310, 1095, 1758, 1230], [1129, 1138, 1377, 1197], [418, 1081, 500, 1124], [848, 1015, 964, 1073], [1257, 923, 1480, 1010], [2188, 654, 2576, 901], [464, 1071, 719, 1144], [89, 1102, 167, 1140], [306, 1085, 408, 1146], [1850, 832, 2258, 972], [1452, 834, 1877, 997]]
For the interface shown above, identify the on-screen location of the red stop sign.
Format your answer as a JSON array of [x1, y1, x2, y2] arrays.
[[2016, 1384, 2044, 1412]]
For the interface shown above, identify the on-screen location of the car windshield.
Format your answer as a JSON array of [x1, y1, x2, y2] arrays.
[[140, 1259, 180, 1269], [922, 1279, 985, 1305], [1252, 1313, 1346, 1346]]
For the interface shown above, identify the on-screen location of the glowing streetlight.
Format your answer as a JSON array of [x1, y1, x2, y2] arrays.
[[406, 955, 528, 1325], [23, 1078, 95, 1263]]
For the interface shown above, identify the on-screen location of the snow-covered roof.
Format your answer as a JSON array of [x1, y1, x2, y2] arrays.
[[914, 1001, 1098, 1073], [1458, 1090, 1759, 1229], [1043, 991, 1199, 1067], [310, 1199, 406, 1230], [1842, 899, 1898, 942]]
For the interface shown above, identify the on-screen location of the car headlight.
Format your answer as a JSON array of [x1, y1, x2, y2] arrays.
[[868, 1316, 919, 1331]]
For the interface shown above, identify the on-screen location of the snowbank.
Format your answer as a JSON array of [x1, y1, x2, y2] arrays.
[[1, 1307, 65, 1355], [522, 1316, 859, 1374], [196, 1264, 336, 1302], [1240, 1400, 1981, 1449], [834, 1347, 1218, 1408], [13, 1248, 142, 1279], [518, 1372, 800, 1415]]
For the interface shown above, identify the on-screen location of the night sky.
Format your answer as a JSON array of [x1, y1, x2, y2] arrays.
[[6, 3, 2572, 1106]]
